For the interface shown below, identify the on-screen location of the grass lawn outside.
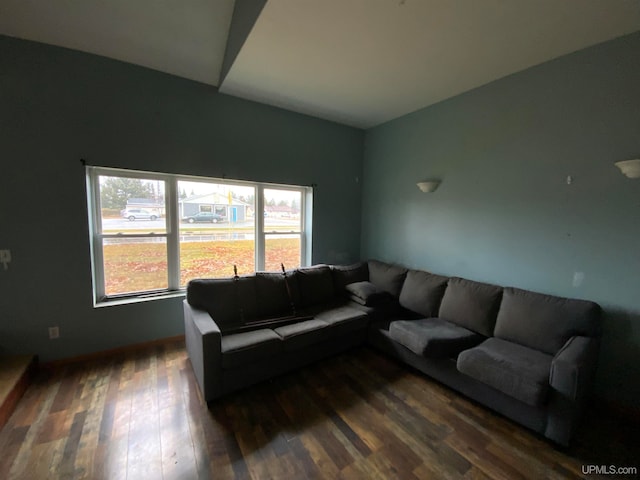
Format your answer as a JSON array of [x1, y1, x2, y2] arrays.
[[103, 238, 300, 296]]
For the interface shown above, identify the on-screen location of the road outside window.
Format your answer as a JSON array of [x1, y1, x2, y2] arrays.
[[87, 167, 311, 304]]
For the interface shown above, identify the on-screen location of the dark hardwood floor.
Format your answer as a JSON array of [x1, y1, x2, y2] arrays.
[[0, 339, 637, 479]]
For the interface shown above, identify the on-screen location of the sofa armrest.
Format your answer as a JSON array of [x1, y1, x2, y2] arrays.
[[183, 300, 222, 402], [549, 335, 599, 401]]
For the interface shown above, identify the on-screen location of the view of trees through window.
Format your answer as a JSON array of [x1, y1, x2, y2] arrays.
[[93, 172, 306, 298], [98, 175, 168, 295]]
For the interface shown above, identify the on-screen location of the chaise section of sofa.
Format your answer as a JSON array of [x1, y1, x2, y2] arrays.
[[365, 261, 602, 446], [457, 286, 602, 445]]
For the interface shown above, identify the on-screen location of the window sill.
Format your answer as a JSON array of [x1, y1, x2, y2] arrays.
[[94, 290, 186, 308]]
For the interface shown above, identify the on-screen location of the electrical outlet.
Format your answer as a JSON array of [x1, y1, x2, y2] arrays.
[[49, 326, 60, 339]]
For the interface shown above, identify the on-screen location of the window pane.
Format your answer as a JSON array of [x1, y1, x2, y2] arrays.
[[265, 234, 301, 271], [89, 167, 311, 302], [98, 175, 166, 234], [264, 189, 301, 232], [178, 181, 255, 284], [103, 238, 168, 295]]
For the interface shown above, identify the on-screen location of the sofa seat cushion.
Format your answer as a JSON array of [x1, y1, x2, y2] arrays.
[[314, 305, 368, 335], [388, 318, 484, 358], [274, 319, 330, 351], [221, 329, 282, 369], [457, 338, 553, 407]]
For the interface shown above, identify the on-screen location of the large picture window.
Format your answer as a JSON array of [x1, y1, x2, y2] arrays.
[[87, 167, 312, 304]]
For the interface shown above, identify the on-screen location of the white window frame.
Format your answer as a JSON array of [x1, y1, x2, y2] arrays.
[[86, 166, 312, 306], [259, 185, 309, 270]]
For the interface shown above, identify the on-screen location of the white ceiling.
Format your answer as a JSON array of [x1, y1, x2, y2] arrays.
[[0, 0, 235, 86], [1, 0, 640, 128]]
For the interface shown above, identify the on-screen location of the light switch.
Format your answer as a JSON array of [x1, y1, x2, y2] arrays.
[[0, 249, 10, 270], [572, 271, 585, 287]]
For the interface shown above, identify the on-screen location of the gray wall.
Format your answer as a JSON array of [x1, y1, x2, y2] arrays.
[[0, 35, 363, 361], [362, 32, 640, 407]]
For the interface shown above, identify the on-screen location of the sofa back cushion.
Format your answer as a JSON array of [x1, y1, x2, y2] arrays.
[[283, 269, 302, 307], [331, 262, 369, 291], [368, 260, 408, 297], [255, 272, 293, 318], [399, 269, 449, 317], [296, 265, 335, 307], [494, 287, 602, 355], [187, 277, 257, 329], [438, 277, 503, 337]]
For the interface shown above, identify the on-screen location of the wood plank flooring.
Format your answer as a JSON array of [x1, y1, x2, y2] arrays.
[[0, 339, 638, 479]]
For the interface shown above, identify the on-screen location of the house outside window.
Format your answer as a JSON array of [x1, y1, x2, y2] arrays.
[[86, 167, 312, 305]]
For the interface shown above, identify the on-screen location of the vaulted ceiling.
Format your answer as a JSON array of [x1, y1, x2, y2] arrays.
[[2, 0, 639, 128]]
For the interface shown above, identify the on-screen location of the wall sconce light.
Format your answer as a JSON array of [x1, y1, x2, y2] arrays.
[[416, 180, 441, 193], [614, 158, 640, 179]]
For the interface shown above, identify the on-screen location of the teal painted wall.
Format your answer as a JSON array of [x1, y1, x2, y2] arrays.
[[362, 32, 640, 407], [0, 35, 363, 361]]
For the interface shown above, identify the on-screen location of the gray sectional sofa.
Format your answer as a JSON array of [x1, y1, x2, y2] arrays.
[[184, 260, 602, 446]]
